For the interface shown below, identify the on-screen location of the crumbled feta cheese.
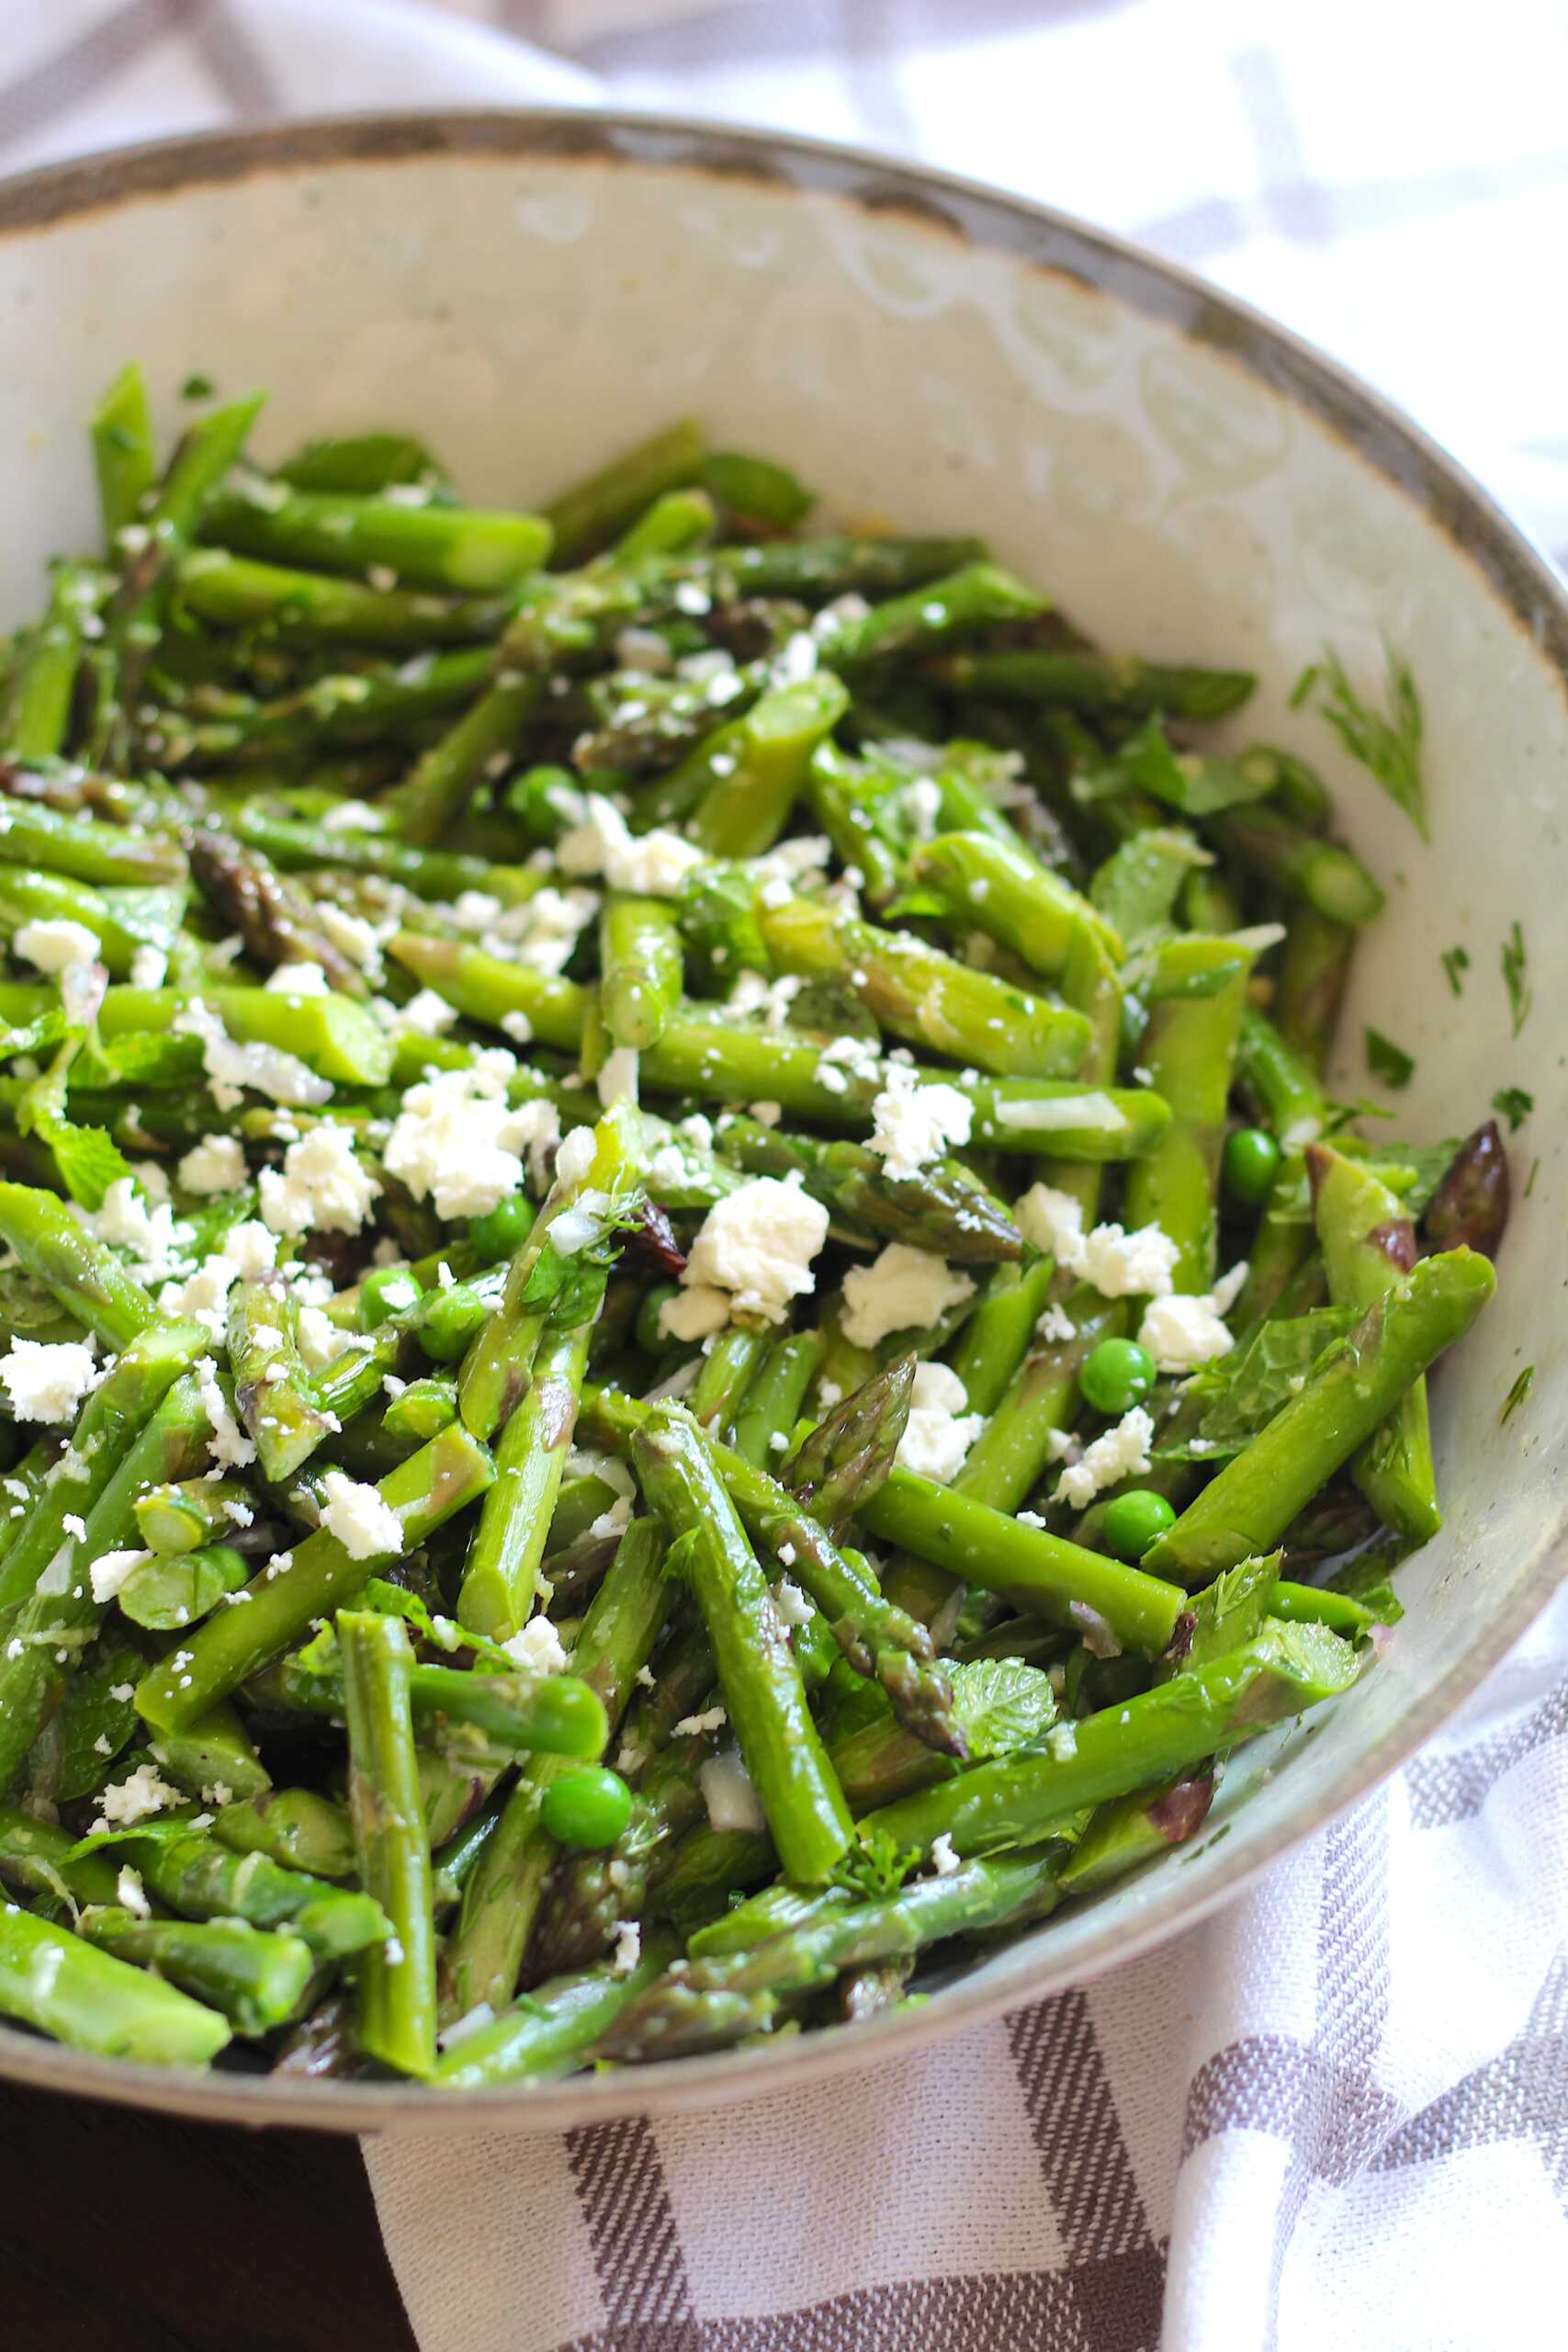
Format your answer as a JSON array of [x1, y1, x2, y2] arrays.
[[1078, 1221, 1181, 1300], [259, 1125, 381, 1237], [1211, 1260, 1249, 1316], [819, 1032, 882, 1080], [773, 1578, 815, 1627], [1053, 1406, 1155, 1510], [0, 1337, 98, 1423], [672, 1703, 728, 1738], [96, 1762, 184, 1829], [89, 1548, 150, 1603], [678, 1177, 829, 1326], [596, 1046, 639, 1109], [556, 793, 705, 898], [158, 1222, 274, 1340], [195, 1356, 255, 1470], [515, 886, 600, 975], [177, 1134, 245, 1196], [727, 970, 803, 1030], [840, 1243, 976, 1350], [611, 1920, 642, 1973], [700, 1747, 767, 1834], [502, 1617, 567, 1676], [1137, 1291, 1235, 1374], [929, 1832, 963, 1878], [1035, 1303, 1077, 1344], [316, 903, 385, 975], [748, 1100, 783, 1127], [116, 1865, 151, 1917], [385, 988, 457, 1038], [321, 799, 385, 833], [895, 1361, 984, 1484], [129, 944, 168, 989], [501, 1009, 534, 1045], [1014, 1185, 1179, 1299], [901, 776, 943, 842], [13, 918, 99, 974], [82, 1177, 189, 1282], [318, 1469, 403, 1561], [385, 1064, 555, 1221], [554, 1124, 597, 1192], [1014, 1182, 1087, 1261], [264, 959, 330, 996], [174, 998, 332, 1112], [659, 1283, 731, 1342], [866, 1064, 973, 1181]]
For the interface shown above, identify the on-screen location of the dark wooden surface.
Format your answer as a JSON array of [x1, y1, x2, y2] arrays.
[[0, 2078, 418, 2350]]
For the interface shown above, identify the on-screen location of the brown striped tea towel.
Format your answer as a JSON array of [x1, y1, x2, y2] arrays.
[[366, 1583, 1568, 2352]]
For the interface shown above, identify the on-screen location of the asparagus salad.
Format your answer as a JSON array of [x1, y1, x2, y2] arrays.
[[0, 377, 1506, 2086]]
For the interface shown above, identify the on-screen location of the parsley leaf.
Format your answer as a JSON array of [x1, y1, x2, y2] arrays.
[[834, 1825, 921, 1900], [1501, 921, 1531, 1038], [1364, 1026, 1414, 1090], [1303, 642, 1427, 840], [1500, 1367, 1534, 1425], [1439, 945, 1469, 997], [1491, 1086, 1534, 1133]]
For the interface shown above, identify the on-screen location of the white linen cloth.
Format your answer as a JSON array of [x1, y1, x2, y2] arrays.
[[17, 6, 1568, 2346]]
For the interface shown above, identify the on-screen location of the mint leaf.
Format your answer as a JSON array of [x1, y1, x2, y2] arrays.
[[17, 1033, 131, 1208], [949, 1658, 1058, 1758], [1500, 1367, 1534, 1425], [1439, 945, 1469, 997]]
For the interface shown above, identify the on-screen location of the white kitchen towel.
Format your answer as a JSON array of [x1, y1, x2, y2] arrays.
[[15, 5, 1568, 2347]]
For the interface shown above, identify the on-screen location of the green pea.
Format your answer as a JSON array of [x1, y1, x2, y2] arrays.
[[1100, 1488, 1177, 1562], [1224, 1125, 1281, 1205], [1078, 1337, 1156, 1417], [539, 1764, 634, 1850], [636, 1283, 682, 1357], [361, 1265, 423, 1329], [468, 1192, 536, 1264]]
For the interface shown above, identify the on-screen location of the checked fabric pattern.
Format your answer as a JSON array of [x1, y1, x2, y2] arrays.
[[18, 4, 1568, 2344]]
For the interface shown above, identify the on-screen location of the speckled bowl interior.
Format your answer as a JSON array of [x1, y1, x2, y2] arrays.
[[0, 112, 1562, 2133]]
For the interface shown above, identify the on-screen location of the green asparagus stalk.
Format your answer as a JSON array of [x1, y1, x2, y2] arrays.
[[863, 1619, 1358, 1859], [600, 894, 683, 1050], [1308, 1142, 1440, 1542], [632, 1405, 852, 1883], [0, 1904, 231, 2067], [1145, 1249, 1495, 1580], [759, 893, 1092, 1080], [603, 1850, 1060, 2062], [75, 1906, 317, 2037], [1122, 935, 1254, 1290], [339, 1608, 436, 2075], [134, 1422, 497, 1732]]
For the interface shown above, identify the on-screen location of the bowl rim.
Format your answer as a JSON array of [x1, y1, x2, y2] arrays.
[[0, 104, 1563, 2135]]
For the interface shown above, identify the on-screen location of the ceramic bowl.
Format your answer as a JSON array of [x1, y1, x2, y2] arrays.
[[0, 111, 1562, 2133]]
